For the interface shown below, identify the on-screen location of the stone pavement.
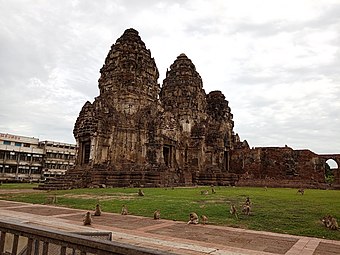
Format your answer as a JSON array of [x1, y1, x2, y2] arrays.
[[0, 199, 340, 255]]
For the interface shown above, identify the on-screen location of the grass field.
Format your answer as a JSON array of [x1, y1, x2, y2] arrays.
[[0, 184, 339, 240], [0, 182, 39, 189]]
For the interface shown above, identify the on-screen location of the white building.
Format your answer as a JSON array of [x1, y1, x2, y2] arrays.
[[39, 141, 76, 179], [0, 133, 76, 181]]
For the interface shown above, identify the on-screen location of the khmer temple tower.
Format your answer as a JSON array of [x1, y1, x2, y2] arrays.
[[39, 28, 333, 190], [70, 28, 243, 187]]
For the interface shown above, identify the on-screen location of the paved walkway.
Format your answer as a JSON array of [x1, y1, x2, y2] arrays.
[[0, 199, 340, 255]]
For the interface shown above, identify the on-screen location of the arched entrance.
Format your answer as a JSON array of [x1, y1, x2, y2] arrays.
[[319, 154, 340, 188], [325, 159, 338, 184]]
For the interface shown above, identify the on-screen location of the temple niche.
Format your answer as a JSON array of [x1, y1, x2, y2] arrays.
[[39, 28, 329, 190]]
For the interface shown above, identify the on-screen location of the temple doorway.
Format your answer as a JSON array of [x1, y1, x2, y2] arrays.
[[163, 145, 172, 167], [81, 141, 91, 164]]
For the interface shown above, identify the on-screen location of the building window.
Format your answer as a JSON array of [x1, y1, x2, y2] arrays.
[[32, 154, 42, 162], [15, 142, 22, 147], [24, 143, 30, 147], [18, 168, 29, 174], [3, 141, 11, 145], [9, 152, 16, 160], [31, 167, 41, 174]]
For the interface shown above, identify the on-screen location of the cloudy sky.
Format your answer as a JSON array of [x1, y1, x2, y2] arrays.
[[0, 0, 339, 156]]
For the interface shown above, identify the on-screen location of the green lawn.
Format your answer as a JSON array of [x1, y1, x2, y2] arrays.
[[0, 184, 339, 240], [0, 182, 39, 189]]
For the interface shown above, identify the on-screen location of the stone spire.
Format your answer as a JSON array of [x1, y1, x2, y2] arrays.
[[206, 91, 233, 122], [98, 28, 160, 107], [205, 90, 235, 149], [73, 101, 98, 139], [160, 54, 206, 131]]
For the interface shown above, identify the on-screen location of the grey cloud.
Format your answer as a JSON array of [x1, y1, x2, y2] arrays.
[[232, 86, 340, 154], [229, 3, 340, 37], [305, 3, 340, 29], [183, 17, 222, 36], [0, 0, 339, 153]]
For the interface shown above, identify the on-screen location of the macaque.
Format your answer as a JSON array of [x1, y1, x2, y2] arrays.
[[321, 215, 331, 228], [153, 209, 160, 220], [321, 215, 339, 230], [264, 186, 268, 191], [121, 205, 128, 215], [46, 194, 57, 204], [200, 190, 209, 195], [242, 197, 251, 216], [329, 217, 338, 230], [211, 187, 216, 194], [245, 197, 251, 206], [187, 212, 199, 224], [230, 204, 238, 219], [242, 204, 251, 215], [200, 215, 208, 225], [138, 188, 145, 196], [83, 212, 92, 225], [297, 188, 304, 195], [94, 204, 101, 216]]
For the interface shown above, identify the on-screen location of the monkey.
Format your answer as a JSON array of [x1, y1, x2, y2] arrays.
[[187, 212, 199, 224], [321, 215, 332, 228], [210, 184, 216, 194], [121, 205, 128, 215], [321, 215, 339, 230], [264, 186, 268, 191], [200, 215, 208, 225], [297, 188, 304, 195], [94, 204, 102, 216], [138, 188, 145, 196], [230, 204, 238, 219], [242, 197, 251, 216], [46, 194, 57, 204], [153, 209, 160, 220], [46, 196, 53, 204], [329, 217, 338, 230], [200, 190, 209, 195], [83, 211, 92, 225], [242, 204, 251, 216], [323, 215, 336, 229], [245, 196, 251, 206]]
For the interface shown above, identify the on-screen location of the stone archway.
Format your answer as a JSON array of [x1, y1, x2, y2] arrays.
[[325, 159, 338, 184], [319, 154, 340, 187]]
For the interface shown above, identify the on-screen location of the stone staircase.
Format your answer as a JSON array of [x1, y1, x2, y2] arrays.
[[36, 167, 92, 190]]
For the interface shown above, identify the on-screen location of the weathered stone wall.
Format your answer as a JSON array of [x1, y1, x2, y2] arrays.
[[231, 147, 326, 187]]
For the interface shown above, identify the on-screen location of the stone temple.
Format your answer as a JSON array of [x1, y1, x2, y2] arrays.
[[39, 28, 340, 190]]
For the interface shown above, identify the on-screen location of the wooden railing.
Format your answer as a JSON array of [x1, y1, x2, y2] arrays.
[[0, 220, 175, 255]]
